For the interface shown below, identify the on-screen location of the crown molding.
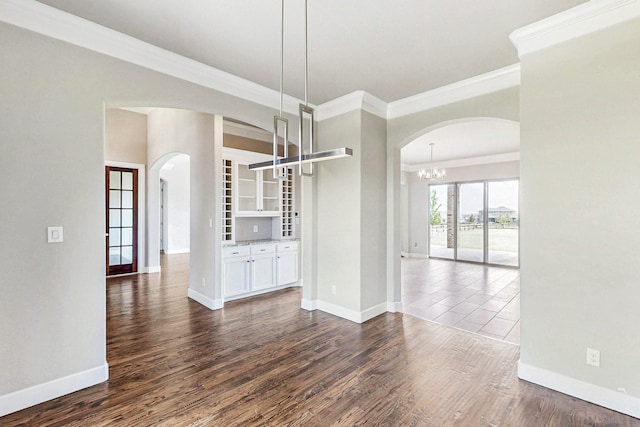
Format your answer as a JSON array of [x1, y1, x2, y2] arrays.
[[0, 0, 305, 115], [402, 152, 520, 172], [510, 0, 640, 57], [315, 91, 387, 121], [387, 64, 520, 120], [1, 0, 525, 122]]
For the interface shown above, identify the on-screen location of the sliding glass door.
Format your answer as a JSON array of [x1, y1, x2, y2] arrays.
[[428, 184, 454, 259], [428, 179, 519, 267], [487, 180, 519, 266], [457, 182, 485, 263]]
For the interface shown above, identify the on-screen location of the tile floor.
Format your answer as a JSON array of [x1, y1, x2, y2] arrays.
[[401, 257, 520, 344]]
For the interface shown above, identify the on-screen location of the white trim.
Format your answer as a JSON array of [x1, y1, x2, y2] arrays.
[[407, 253, 429, 259], [510, 0, 640, 57], [223, 120, 272, 143], [387, 64, 521, 119], [402, 152, 520, 172], [316, 301, 387, 324], [518, 361, 640, 419], [223, 283, 299, 303], [301, 298, 318, 311], [316, 90, 387, 121], [0, 363, 108, 417], [387, 301, 403, 313], [164, 248, 190, 255], [188, 288, 223, 310], [146, 266, 161, 274], [0, 0, 304, 115]]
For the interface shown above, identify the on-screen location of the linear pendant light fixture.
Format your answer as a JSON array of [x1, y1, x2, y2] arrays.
[[248, 0, 353, 174]]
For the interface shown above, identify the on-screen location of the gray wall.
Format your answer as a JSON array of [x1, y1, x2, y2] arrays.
[[519, 17, 640, 398], [105, 109, 148, 164], [0, 22, 275, 405]]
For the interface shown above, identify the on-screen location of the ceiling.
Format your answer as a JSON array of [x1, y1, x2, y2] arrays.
[[401, 119, 520, 168], [35, 0, 587, 105]]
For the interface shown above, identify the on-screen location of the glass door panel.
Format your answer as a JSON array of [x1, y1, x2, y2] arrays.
[[488, 180, 519, 266], [428, 184, 454, 259], [457, 182, 484, 263], [106, 166, 138, 275]]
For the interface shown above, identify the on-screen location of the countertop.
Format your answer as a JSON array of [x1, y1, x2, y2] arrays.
[[223, 238, 299, 247]]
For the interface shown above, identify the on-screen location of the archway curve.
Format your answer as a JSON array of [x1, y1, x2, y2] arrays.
[[396, 117, 520, 150]]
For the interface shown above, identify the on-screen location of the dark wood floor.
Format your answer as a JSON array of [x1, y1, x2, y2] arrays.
[[2, 254, 637, 426]]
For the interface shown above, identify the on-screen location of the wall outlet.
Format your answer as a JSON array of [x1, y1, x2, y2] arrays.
[[586, 348, 600, 367], [253, 225, 258, 233], [331, 285, 337, 295]]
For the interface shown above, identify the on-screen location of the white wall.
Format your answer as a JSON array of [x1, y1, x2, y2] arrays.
[[518, 16, 640, 415], [159, 154, 190, 254], [105, 109, 147, 165]]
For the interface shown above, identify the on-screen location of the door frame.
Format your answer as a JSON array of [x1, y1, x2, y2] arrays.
[[105, 161, 146, 275]]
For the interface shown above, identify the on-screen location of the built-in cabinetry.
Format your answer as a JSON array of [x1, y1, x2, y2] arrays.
[[223, 241, 299, 300], [222, 159, 234, 242], [236, 164, 280, 216]]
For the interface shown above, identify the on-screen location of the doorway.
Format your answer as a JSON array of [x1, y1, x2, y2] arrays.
[[106, 166, 138, 275]]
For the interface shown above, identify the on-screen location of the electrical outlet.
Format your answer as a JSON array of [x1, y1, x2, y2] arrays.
[[586, 348, 600, 367], [253, 225, 258, 233], [331, 285, 337, 295]]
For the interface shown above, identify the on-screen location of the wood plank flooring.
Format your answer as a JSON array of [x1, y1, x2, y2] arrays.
[[2, 254, 637, 426]]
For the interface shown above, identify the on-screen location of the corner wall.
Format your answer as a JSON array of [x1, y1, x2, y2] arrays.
[[518, 17, 640, 416]]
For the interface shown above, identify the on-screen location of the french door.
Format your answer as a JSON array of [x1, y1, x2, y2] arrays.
[[106, 166, 138, 275]]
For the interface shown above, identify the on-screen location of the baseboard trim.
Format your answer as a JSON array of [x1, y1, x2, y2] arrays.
[[407, 253, 429, 259], [518, 361, 640, 419], [187, 288, 223, 310], [315, 300, 387, 324], [0, 362, 108, 417], [387, 301, 403, 313], [164, 248, 190, 255], [301, 298, 318, 311], [146, 266, 161, 274]]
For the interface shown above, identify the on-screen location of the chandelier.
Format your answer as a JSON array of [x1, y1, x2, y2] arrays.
[[417, 143, 446, 181], [249, 0, 352, 175]]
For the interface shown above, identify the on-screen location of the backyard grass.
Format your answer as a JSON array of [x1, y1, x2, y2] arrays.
[[430, 227, 518, 252]]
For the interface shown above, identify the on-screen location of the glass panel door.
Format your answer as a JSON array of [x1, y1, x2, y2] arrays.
[[106, 166, 138, 276], [457, 182, 484, 263], [428, 184, 454, 259], [487, 180, 519, 266]]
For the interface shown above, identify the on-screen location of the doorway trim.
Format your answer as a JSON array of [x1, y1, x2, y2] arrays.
[[105, 161, 148, 273]]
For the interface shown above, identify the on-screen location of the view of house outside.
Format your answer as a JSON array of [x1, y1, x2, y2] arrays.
[[429, 180, 519, 266]]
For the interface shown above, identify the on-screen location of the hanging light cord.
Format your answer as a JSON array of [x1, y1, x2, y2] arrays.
[[304, 0, 308, 106], [279, 0, 285, 116]]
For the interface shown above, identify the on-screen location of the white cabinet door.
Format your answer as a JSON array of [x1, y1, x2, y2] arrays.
[[277, 251, 298, 285], [251, 253, 276, 290], [223, 256, 250, 297], [235, 164, 280, 217]]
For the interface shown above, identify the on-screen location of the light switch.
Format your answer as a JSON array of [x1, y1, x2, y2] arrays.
[[47, 226, 64, 243]]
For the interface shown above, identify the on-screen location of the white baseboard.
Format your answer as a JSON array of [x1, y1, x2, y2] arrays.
[[146, 266, 161, 274], [518, 361, 640, 419], [0, 362, 108, 417], [314, 300, 387, 324], [301, 298, 317, 311], [164, 248, 190, 255], [407, 253, 429, 259], [187, 288, 223, 310], [387, 301, 403, 313]]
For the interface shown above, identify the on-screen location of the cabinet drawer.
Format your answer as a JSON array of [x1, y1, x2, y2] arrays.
[[223, 246, 251, 258], [276, 241, 299, 253], [251, 244, 276, 255]]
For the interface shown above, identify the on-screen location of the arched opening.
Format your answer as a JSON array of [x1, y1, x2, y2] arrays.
[[397, 117, 521, 344]]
